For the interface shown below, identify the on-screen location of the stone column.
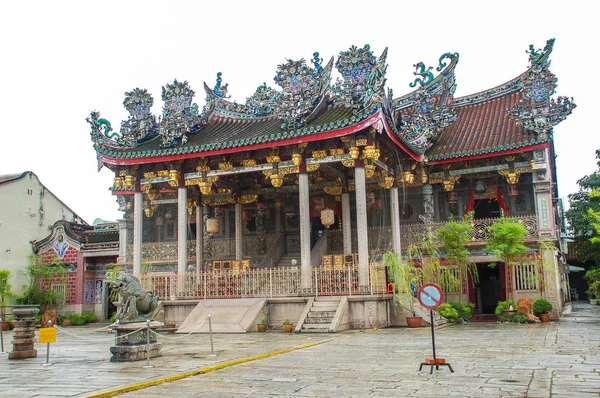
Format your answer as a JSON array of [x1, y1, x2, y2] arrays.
[[117, 218, 128, 265], [354, 162, 370, 287], [422, 184, 434, 223], [177, 186, 187, 295], [342, 192, 352, 254], [235, 203, 243, 261], [390, 186, 402, 253], [196, 205, 204, 271], [299, 170, 311, 289], [132, 191, 143, 277]]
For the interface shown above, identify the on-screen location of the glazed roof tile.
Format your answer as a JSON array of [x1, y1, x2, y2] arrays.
[[98, 105, 361, 160], [426, 91, 549, 162]]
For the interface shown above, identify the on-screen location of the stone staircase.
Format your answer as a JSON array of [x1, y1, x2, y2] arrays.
[[277, 252, 301, 267], [297, 297, 348, 333]]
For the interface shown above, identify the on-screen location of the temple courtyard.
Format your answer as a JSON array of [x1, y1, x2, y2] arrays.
[[0, 302, 598, 397]]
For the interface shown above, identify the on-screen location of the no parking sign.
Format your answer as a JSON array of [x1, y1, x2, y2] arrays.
[[417, 283, 444, 310]]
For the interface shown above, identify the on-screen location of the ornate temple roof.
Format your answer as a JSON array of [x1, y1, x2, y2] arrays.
[[88, 40, 575, 167], [32, 220, 118, 253]]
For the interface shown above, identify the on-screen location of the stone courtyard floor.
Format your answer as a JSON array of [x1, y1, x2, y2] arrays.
[[0, 302, 598, 397]]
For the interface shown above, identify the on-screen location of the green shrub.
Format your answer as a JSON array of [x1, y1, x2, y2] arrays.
[[437, 303, 459, 321], [82, 312, 99, 323], [449, 302, 475, 321], [495, 300, 523, 322], [66, 314, 86, 326], [532, 298, 552, 314]]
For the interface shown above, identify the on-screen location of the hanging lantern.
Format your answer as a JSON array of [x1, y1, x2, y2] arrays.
[[365, 164, 375, 178], [113, 177, 123, 189], [206, 218, 220, 236], [508, 184, 519, 197], [447, 190, 458, 204], [320, 207, 335, 229], [348, 146, 360, 160], [474, 180, 486, 194]]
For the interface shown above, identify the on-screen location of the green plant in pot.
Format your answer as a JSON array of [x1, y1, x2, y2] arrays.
[[257, 315, 268, 332], [532, 297, 552, 322], [0, 269, 13, 330], [384, 250, 422, 327], [282, 318, 293, 333]]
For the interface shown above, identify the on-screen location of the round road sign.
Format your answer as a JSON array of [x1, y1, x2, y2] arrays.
[[417, 283, 444, 310]]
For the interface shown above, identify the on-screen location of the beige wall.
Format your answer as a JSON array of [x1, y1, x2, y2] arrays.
[[0, 172, 85, 300]]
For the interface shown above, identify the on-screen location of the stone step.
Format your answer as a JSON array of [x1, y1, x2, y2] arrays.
[[314, 296, 342, 302], [302, 323, 331, 330], [307, 311, 336, 318], [300, 328, 330, 333], [304, 317, 332, 324], [312, 300, 340, 306], [310, 306, 338, 312]]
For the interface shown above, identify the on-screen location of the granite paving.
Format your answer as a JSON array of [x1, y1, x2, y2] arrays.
[[0, 302, 598, 397]]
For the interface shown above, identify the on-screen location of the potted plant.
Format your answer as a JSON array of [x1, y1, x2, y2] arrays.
[[533, 297, 553, 322], [587, 281, 599, 305], [282, 319, 293, 333], [0, 269, 13, 330], [257, 315, 268, 332], [383, 251, 422, 327]]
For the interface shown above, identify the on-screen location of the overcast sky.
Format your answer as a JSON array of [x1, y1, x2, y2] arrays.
[[0, 0, 596, 224]]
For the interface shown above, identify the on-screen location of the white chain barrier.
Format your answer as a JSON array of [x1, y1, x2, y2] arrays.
[[149, 317, 207, 340]]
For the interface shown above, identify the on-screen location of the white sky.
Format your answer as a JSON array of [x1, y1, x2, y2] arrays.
[[0, 0, 596, 224]]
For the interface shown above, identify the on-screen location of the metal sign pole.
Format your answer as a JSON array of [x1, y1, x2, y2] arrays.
[[207, 314, 217, 358], [143, 320, 154, 368], [430, 309, 436, 361], [0, 317, 5, 354], [42, 320, 53, 366]]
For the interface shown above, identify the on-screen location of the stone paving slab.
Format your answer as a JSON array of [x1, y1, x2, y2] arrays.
[[0, 302, 599, 397]]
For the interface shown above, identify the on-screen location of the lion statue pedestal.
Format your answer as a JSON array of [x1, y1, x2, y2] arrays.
[[110, 321, 164, 362], [109, 274, 164, 362]]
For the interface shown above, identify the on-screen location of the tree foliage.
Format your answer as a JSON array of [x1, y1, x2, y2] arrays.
[[565, 149, 600, 263]]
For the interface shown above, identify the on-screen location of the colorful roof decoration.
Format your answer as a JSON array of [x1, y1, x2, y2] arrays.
[[88, 40, 575, 166]]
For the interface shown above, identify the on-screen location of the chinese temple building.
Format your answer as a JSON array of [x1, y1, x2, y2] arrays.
[[87, 39, 575, 328]]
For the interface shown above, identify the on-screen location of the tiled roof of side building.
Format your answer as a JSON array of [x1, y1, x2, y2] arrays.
[[426, 91, 550, 163]]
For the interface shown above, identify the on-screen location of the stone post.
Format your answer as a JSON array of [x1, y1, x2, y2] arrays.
[[177, 186, 187, 295], [354, 162, 369, 287], [342, 192, 352, 254], [235, 203, 243, 261], [299, 170, 311, 289], [133, 191, 143, 277], [390, 185, 402, 253]]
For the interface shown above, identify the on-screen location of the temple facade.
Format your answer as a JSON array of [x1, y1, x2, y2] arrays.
[[86, 39, 575, 325]]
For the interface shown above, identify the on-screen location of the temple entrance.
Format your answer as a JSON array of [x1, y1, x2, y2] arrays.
[[473, 198, 501, 219], [475, 263, 501, 314]]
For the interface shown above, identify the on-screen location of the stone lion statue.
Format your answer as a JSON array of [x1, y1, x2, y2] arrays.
[[112, 273, 159, 323]]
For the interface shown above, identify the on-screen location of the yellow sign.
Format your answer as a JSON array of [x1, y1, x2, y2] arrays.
[[39, 327, 57, 344]]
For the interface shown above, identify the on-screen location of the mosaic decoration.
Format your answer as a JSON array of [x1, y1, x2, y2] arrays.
[[213, 72, 230, 98], [159, 80, 203, 147], [119, 88, 158, 144], [245, 82, 282, 116], [333, 44, 388, 114], [507, 39, 576, 139], [84, 280, 95, 303], [397, 53, 458, 154], [272, 53, 332, 130], [87, 111, 135, 149]]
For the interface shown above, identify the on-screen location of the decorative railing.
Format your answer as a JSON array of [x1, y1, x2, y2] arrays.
[[328, 215, 539, 252], [141, 263, 387, 300], [127, 234, 281, 264]]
